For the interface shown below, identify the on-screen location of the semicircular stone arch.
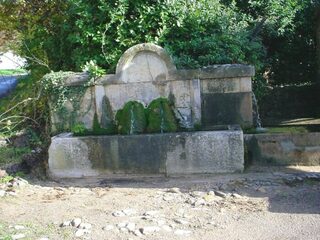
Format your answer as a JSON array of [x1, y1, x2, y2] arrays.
[[116, 43, 176, 83]]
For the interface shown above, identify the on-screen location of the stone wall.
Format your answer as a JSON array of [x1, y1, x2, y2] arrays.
[[49, 43, 254, 133], [245, 133, 320, 166]]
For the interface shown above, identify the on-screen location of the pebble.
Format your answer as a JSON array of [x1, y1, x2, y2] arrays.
[[162, 225, 172, 232], [174, 219, 189, 225], [193, 198, 206, 206], [133, 229, 143, 237], [12, 234, 26, 240], [60, 221, 71, 227], [167, 187, 181, 193], [112, 211, 126, 217], [140, 226, 160, 235], [71, 218, 82, 227], [75, 229, 87, 237], [214, 191, 228, 198], [102, 225, 114, 231], [122, 209, 136, 216], [0, 190, 6, 197], [14, 225, 25, 230], [126, 222, 136, 232], [174, 229, 192, 236], [143, 210, 159, 216], [231, 193, 242, 198], [78, 223, 92, 230]]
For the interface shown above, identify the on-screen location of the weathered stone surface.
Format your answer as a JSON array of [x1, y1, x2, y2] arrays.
[[245, 133, 320, 166], [201, 92, 252, 127], [48, 130, 244, 178], [166, 130, 244, 175]]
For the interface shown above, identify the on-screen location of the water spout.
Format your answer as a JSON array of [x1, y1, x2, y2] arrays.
[[252, 92, 267, 133]]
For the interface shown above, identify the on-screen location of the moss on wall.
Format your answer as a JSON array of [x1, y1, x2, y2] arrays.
[[146, 98, 178, 133]]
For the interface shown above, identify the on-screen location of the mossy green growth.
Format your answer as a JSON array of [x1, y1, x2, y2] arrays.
[[146, 98, 178, 133], [92, 112, 116, 135], [71, 123, 89, 136], [116, 101, 147, 135]]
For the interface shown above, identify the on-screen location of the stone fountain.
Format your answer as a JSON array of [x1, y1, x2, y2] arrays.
[[47, 43, 255, 178]]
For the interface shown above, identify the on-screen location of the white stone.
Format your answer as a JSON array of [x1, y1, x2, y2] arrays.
[[61, 221, 71, 227], [140, 226, 160, 235], [71, 218, 82, 227], [12, 234, 26, 240], [126, 222, 136, 232], [174, 219, 189, 225], [78, 223, 92, 230], [174, 229, 192, 236], [14, 225, 25, 230], [75, 229, 85, 237], [0, 190, 6, 197], [102, 225, 114, 231], [112, 211, 126, 217], [122, 209, 136, 216], [162, 225, 172, 232], [133, 229, 143, 237]]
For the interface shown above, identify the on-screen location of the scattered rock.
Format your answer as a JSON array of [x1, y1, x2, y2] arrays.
[[162, 225, 172, 232], [122, 209, 137, 216], [102, 225, 114, 231], [193, 198, 206, 206], [126, 222, 136, 232], [143, 210, 159, 216], [231, 193, 242, 198], [140, 226, 160, 235], [60, 221, 71, 227], [112, 211, 126, 217], [71, 218, 82, 227], [14, 225, 25, 230], [174, 229, 192, 236], [167, 187, 181, 193], [75, 229, 87, 237], [78, 223, 92, 230], [133, 229, 143, 237], [214, 191, 228, 198], [0, 190, 6, 197], [174, 219, 189, 225], [12, 234, 26, 240]]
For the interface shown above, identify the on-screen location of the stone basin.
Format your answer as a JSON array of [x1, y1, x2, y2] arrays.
[[48, 130, 244, 178]]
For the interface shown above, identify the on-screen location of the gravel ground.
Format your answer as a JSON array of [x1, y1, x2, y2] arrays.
[[0, 166, 320, 240]]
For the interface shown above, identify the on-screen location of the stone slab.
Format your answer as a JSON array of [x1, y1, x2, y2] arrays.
[[201, 92, 252, 127], [48, 130, 244, 178], [244, 133, 320, 166]]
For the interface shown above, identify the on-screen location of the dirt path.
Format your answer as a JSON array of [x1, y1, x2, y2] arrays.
[[1, 167, 320, 240]]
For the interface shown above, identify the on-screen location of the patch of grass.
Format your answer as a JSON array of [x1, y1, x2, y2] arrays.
[[0, 69, 27, 75], [0, 146, 31, 167]]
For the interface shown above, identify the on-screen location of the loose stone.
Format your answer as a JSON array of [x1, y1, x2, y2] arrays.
[[60, 221, 71, 227], [174, 229, 192, 236], [102, 225, 114, 231], [78, 223, 92, 230], [122, 209, 136, 216], [71, 218, 82, 227], [112, 211, 126, 217], [167, 187, 180, 193], [162, 225, 172, 232], [14, 225, 25, 230], [214, 191, 228, 198], [140, 226, 161, 235], [126, 222, 136, 232], [12, 234, 26, 240], [174, 219, 189, 225], [0, 190, 5, 197]]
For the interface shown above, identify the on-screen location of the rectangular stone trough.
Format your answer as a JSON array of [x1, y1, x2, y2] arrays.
[[48, 130, 244, 178]]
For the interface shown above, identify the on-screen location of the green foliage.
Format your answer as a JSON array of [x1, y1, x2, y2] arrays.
[[0, 175, 14, 184], [81, 60, 106, 80], [146, 98, 178, 133], [116, 101, 147, 135], [71, 123, 88, 136], [0, 146, 31, 167], [0, 69, 27, 75], [92, 112, 116, 135]]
